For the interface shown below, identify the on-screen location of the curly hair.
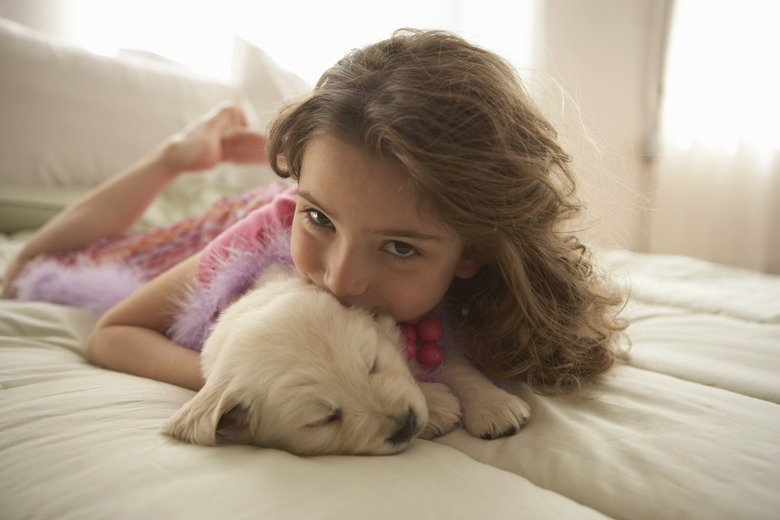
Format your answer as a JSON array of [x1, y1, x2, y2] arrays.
[[267, 29, 627, 395]]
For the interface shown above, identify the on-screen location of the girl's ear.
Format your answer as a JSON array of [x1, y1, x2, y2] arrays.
[[454, 257, 482, 279]]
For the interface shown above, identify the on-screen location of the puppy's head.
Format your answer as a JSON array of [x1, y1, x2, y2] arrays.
[[162, 272, 428, 456]]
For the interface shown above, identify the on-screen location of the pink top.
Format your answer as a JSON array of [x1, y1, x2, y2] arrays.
[[198, 185, 298, 285]]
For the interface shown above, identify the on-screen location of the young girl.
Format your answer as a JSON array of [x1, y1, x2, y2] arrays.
[[4, 29, 625, 434]]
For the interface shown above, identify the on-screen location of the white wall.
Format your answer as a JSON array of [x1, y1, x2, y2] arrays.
[[538, 0, 663, 252]]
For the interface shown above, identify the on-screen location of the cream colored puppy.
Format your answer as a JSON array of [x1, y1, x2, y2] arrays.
[[162, 266, 432, 456]]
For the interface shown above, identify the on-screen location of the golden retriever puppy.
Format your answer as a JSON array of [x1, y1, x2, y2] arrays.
[[162, 266, 432, 456]]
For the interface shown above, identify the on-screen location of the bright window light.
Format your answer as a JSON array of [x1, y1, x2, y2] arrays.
[[661, 0, 780, 153], [58, 0, 538, 85]]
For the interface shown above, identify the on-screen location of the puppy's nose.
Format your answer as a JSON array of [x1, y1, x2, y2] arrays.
[[387, 408, 419, 445]]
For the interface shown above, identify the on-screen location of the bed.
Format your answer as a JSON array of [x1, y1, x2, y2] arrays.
[[1, 18, 778, 520]]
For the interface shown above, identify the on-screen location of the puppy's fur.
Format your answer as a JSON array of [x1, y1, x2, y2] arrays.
[[436, 352, 531, 439], [162, 265, 531, 455]]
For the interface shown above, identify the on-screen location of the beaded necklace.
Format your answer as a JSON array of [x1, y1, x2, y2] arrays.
[[401, 316, 444, 367]]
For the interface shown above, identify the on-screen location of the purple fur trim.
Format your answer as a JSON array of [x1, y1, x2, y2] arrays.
[[13, 258, 148, 316], [168, 226, 294, 352]]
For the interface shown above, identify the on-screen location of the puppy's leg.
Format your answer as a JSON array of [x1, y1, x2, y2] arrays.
[[440, 352, 530, 439], [417, 382, 461, 439]]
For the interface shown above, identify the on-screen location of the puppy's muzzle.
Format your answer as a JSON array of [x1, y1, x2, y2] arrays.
[[387, 408, 421, 446]]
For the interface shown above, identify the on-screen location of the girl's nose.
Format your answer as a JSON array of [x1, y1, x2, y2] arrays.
[[323, 245, 370, 298]]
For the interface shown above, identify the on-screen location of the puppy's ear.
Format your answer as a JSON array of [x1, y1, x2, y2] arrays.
[[161, 379, 241, 446], [215, 404, 256, 445]]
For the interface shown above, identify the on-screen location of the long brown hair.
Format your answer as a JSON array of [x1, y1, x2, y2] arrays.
[[267, 29, 627, 395]]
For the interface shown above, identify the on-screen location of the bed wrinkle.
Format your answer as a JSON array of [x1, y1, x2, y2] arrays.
[[602, 250, 780, 324], [0, 300, 95, 342], [626, 290, 780, 324], [625, 310, 780, 403]]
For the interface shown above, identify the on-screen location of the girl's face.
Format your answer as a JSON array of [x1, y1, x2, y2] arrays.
[[291, 135, 480, 322]]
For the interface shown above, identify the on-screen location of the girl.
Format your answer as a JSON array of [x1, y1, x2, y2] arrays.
[[4, 29, 626, 438]]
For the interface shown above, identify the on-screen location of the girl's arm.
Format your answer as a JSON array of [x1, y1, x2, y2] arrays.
[[85, 253, 205, 391]]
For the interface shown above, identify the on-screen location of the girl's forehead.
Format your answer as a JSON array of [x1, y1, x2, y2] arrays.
[[298, 135, 456, 238]]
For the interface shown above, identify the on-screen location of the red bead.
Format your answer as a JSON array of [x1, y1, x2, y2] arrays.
[[417, 342, 443, 367], [404, 336, 417, 361], [405, 316, 423, 326], [417, 318, 442, 342], [401, 324, 417, 342]]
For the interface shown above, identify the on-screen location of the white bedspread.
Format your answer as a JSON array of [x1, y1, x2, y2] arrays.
[[1, 241, 779, 519]]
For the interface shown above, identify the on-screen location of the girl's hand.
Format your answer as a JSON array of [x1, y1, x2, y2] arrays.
[[162, 102, 269, 174]]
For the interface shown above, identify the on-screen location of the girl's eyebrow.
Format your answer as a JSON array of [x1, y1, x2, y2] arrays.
[[374, 228, 445, 242], [297, 189, 445, 241], [297, 189, 325, 211]]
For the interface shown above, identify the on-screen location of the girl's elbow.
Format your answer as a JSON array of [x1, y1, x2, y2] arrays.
[[84, 329, 103, 366], [84, 323, 114, 367]]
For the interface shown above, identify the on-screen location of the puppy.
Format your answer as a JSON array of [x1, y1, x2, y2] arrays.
[[162, 265, 430, 456], [162, 263, 528, 453]]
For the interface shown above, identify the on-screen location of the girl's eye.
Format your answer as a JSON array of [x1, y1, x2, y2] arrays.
[[305, 209, 333, 228], [384, 241, 419, 258]]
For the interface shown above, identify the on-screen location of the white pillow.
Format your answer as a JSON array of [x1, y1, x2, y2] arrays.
[[231, 34, 311, 129], [0, 18, 309, 229], [0, 18, 240, 189]]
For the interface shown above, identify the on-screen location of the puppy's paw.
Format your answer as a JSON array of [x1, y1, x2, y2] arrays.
[[462, 386, 530, 440], [417, 382, 462, 439]]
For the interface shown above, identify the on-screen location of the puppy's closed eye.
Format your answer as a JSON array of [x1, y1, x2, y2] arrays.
[[307, 409, 343, 428]]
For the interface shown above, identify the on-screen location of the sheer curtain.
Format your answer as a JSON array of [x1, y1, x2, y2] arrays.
[[647, 0, 780, 273]]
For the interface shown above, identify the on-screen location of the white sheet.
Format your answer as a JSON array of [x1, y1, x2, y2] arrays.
[[1, 240, 779, 520]]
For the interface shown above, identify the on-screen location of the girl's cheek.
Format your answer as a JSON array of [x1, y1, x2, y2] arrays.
[[292, 231, 328, 287], [290, 228, 313, 274], [394, 278, 436, 317]]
